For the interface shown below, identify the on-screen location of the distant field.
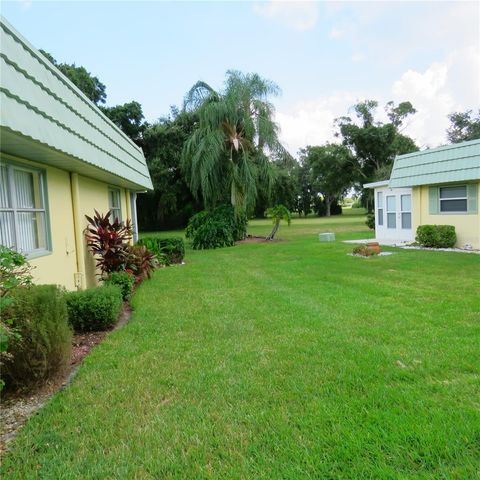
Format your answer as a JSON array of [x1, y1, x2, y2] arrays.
[[3, 212, 479, 479]]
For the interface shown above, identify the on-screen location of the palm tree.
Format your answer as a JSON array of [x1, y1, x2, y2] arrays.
[[181, 71, 285, 215], [265, 204, 291, 240]]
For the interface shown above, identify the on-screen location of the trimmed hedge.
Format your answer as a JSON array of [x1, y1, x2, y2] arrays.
[[1, 285, 72, 388], [416, 224, 456, 248], [104, 271, 135, 300], [66, 285, 123, 332], [137, 237, 185, 265]]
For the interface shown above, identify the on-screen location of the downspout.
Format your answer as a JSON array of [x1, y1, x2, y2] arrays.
[[70, 172, 85, 290], [125, 189, 133, 245]]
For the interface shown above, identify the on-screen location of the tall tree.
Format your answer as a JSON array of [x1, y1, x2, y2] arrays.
[[181, 71, 285, 214], [446, 110, 480, 143], [40, 50, 106, 105], [303, 144, 353, 216], [101, 101, 147, 146], [335, 100, 418, 209], [137, 108, 201, 230]]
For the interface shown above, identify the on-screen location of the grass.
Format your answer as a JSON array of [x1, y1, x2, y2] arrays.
[[2, 212, 480, 479]]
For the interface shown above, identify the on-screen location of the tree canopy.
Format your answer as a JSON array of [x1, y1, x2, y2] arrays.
[[40, 50, 106, 105], [181, 70, 285, 214], [446, 110, 480, 143]]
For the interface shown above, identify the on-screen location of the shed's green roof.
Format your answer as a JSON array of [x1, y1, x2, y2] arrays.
[[389, 139, 480, 188], [0, 17, 153, 191]]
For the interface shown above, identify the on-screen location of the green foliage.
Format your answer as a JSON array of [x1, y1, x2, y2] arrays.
[[447, 110, 480, 143], [314, 198, 342, 217], [265, 204, 291, 240], [137, 237, 185, 265], [104, 271, 135, 301], [186, 205, 247, 249], [416, 225, 456, 248], [65, 285, 123, 332], [101, 101, 146, 145], [126, 245, 158, 280], [366, 212, 375, 230], [302, 144, 353, 216], [40, 50, 106, 105], [85, 210, 133, 275], [0, 246, 34, 310], [1, 285, 71, 388], [138, 109, 202, 231], [335, 100, 418, 210], [0, 247, 34, 380], [182, 70, 283, 214]]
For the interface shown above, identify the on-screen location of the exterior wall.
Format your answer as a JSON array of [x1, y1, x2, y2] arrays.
[[14, 157, 78, 289], [1, 153, 133, 290], [76, 175, 131, 288], [413, 182, 480, 248]]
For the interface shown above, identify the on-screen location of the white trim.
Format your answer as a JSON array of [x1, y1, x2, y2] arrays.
[[364, 180, 389, 188]]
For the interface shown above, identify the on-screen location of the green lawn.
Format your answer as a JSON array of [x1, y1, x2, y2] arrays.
[[3, 213, 480, 479]]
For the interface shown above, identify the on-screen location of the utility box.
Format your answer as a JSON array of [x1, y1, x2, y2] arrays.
[[319, 232, 335, 242]]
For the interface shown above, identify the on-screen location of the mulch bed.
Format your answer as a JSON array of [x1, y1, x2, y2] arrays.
[[236, 235, 282, 244], [0, 303, 132, 456]]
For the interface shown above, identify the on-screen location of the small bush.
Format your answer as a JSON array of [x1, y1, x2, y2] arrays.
[[126, 245, 157, 279], [1, 285, 72, 388], [416, 225, 456, 248], [186, 205, 246, 250], [366, 213, 375, 230], [66, 285, 123, 332], [138, 237, 185, 265], [351, 200, 363, 209], [192, 218, 234, 249], [84, 210, 133, 275], [104, 271, 135, 300]]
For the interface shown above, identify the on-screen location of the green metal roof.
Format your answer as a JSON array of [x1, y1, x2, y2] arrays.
[[0, 17, 153, 191], [389, 138, 480, 188]]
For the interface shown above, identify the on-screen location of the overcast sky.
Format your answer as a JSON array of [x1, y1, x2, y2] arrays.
[[2, 0, 479, 154]]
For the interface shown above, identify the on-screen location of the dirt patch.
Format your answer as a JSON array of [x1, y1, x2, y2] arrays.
[[0, 302, 132, 456], [236, 236, 283, 244]]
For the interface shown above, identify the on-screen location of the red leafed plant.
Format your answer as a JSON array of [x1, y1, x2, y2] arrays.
[[126, 245, 158, 280], [85, 210, 133, 276]]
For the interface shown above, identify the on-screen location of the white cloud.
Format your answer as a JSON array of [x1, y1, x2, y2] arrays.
[[392, 47, 480, 148], [329, 26, 344, 39], [253, 1, 319, 31], [275, 93, 359, 155], [276, 47, 480, 155], [351, 52, 365, 63], [17, 0, 32, 11]]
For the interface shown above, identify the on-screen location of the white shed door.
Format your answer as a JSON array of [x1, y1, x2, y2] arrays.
[[375, 188, 413, 242]]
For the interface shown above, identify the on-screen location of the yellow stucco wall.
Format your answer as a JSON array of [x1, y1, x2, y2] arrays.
[[413, 183, 480, 248], [1, 154, 132, 290]]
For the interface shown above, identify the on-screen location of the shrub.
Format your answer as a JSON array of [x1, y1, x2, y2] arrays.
[[366, 213, 375, 230], [0, 247, 34, 390], [137, 237, 185, 265], [126, 245, 158, 279], [65, 285, 123, 332], [1, 285, 72, 388], [416, 225, 456, 248], [186, 205, 247, 249], [192, 218, 234, 249], [352, 245, 377, 257], [313, 199, 342, 217], [351, 200, 363, 209], [85, 210, 133, 275], [104, 271, 135, 300]]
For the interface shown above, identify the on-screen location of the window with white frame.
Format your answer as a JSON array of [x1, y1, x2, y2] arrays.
[[439, 185, 467, 213], [0, 162, 50, 255], [376, 191, 384, 226], [108, 187, 122, 221]]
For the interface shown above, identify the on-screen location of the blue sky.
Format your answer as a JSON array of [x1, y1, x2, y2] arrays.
[[1, 0, 479, 153]]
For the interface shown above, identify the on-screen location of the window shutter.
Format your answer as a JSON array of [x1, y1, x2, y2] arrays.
[[428, 187, 439, 214], [467, 183, 478, 214]]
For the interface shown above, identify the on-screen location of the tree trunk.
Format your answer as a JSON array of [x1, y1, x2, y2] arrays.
[[326, 197, 331, 217], [267, 220, 280, 240]]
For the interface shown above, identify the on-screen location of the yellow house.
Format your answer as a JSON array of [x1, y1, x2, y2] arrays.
[[0, 18, 153, 289], [365, 139, 480, 249]]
